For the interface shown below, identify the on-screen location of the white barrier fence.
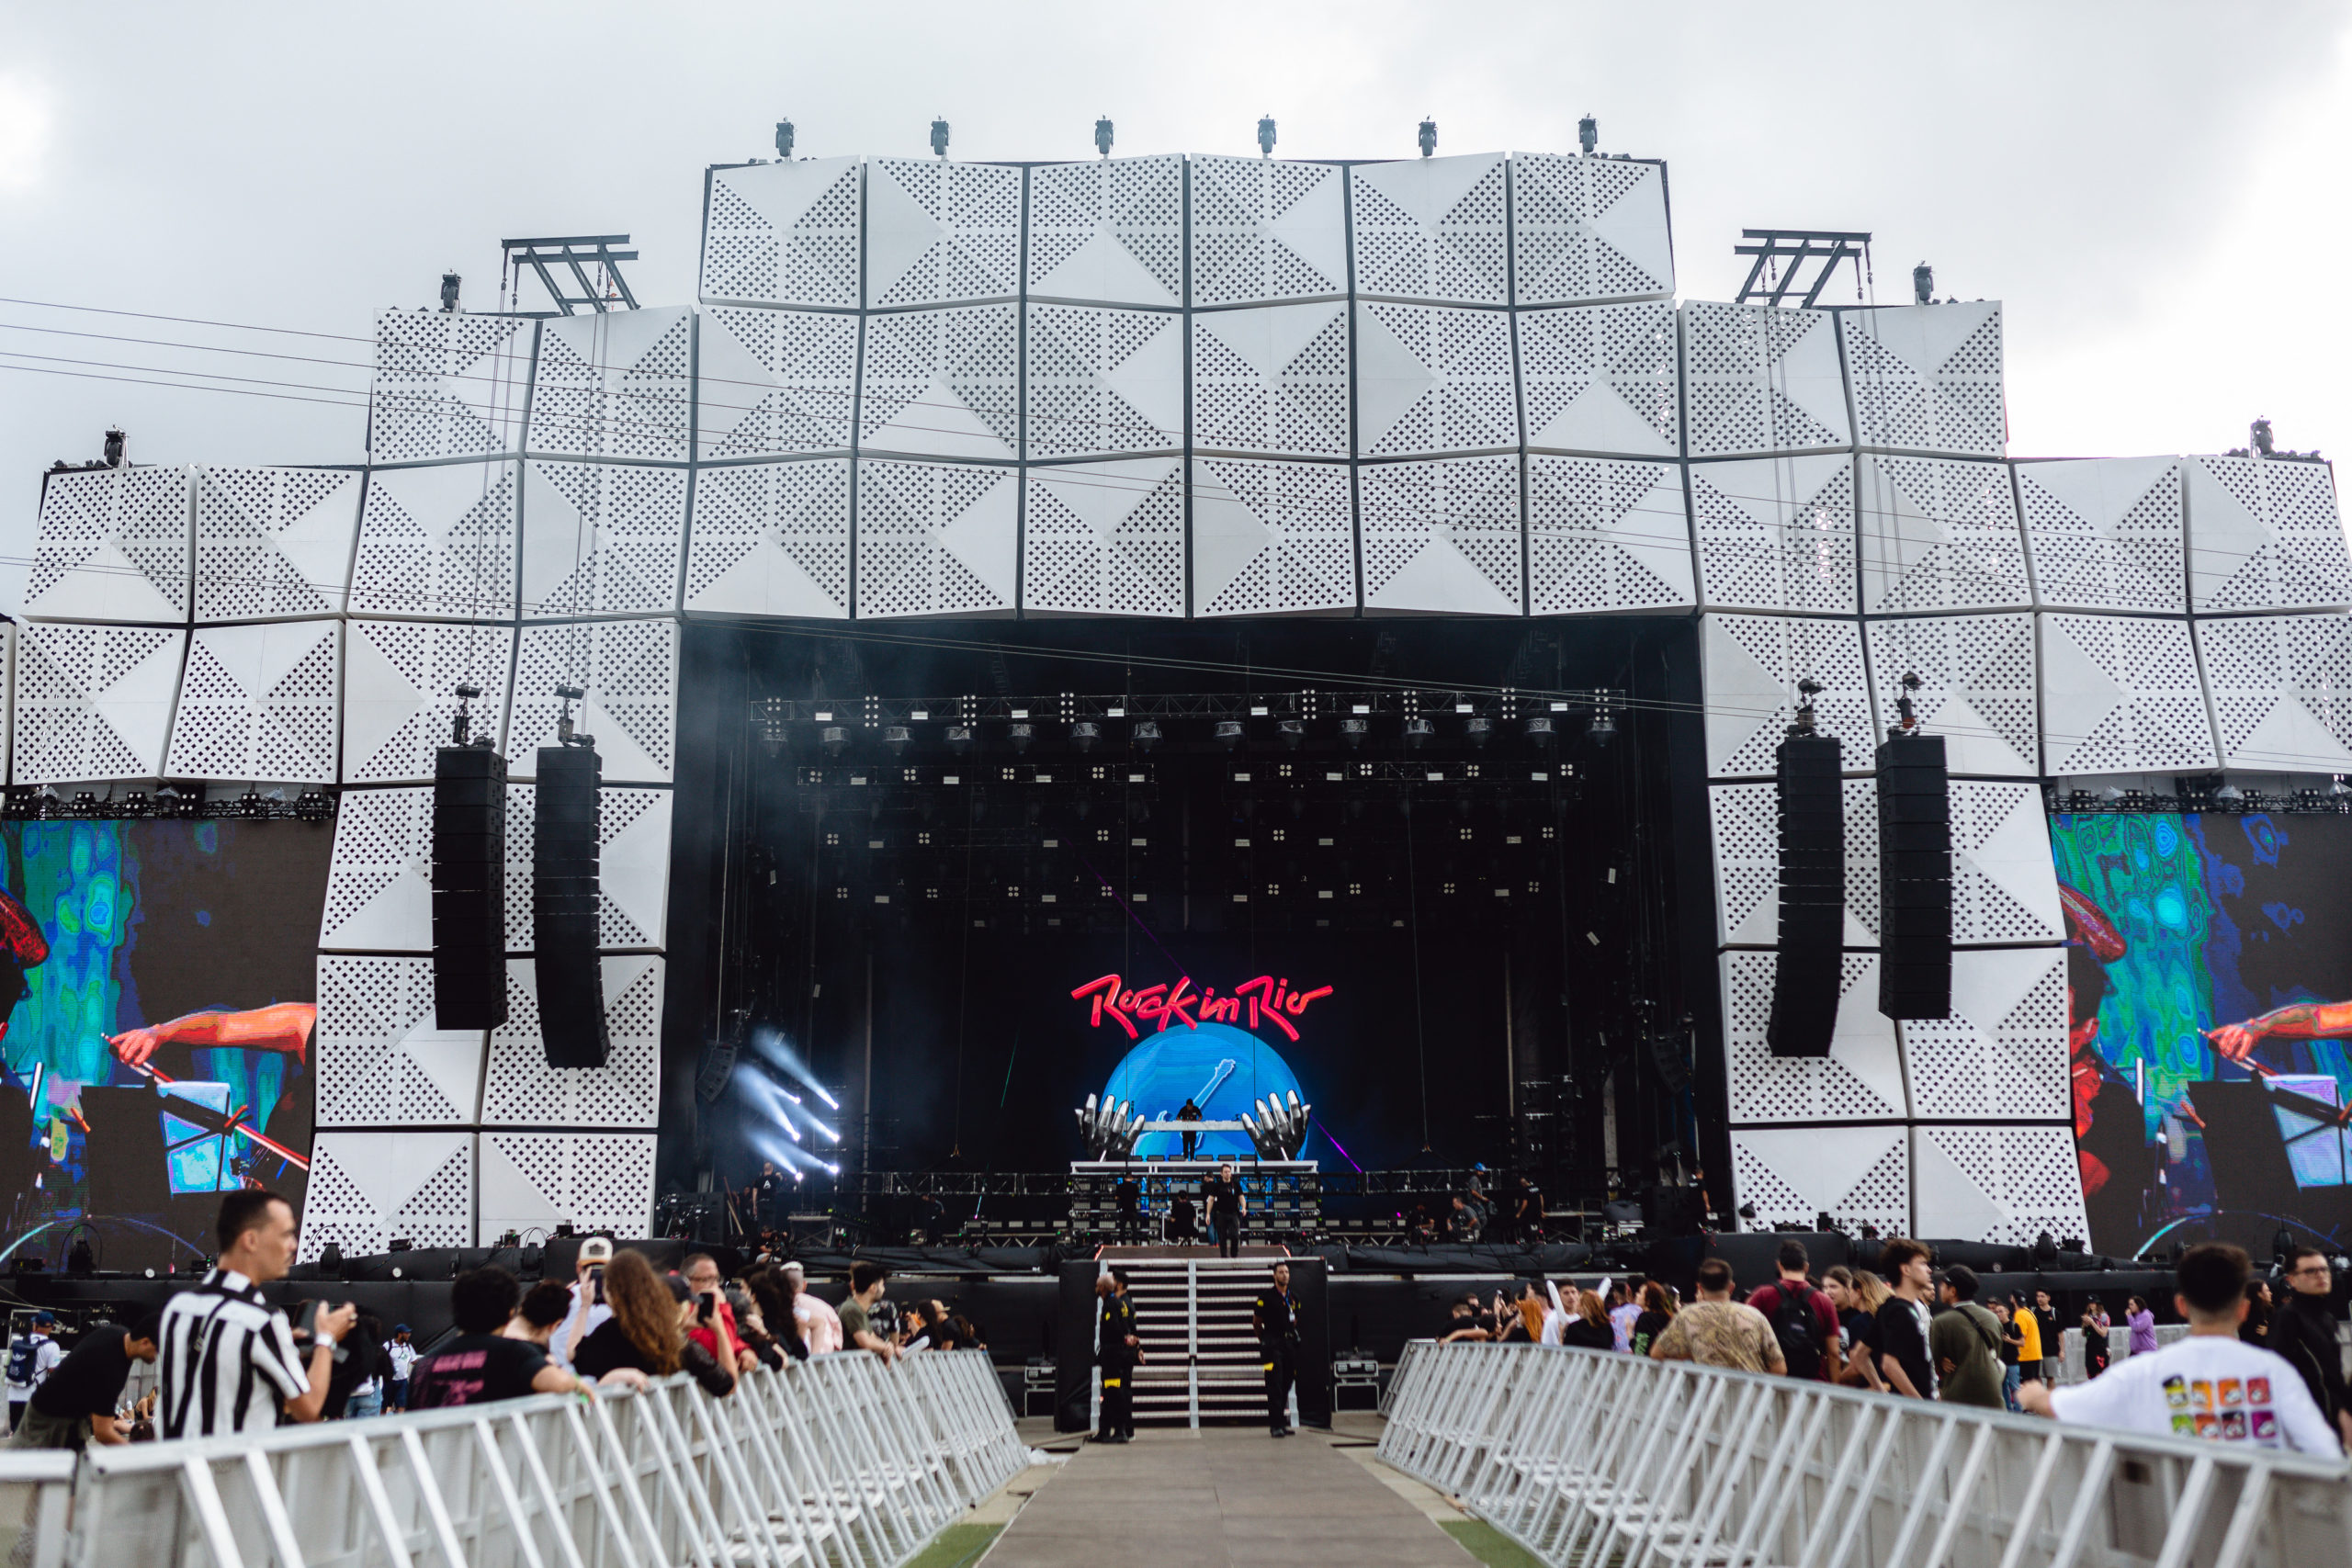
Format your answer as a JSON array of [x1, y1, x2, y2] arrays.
[[0, 1348, 1023, 1568], [1379, 1340, 2352, 1568]]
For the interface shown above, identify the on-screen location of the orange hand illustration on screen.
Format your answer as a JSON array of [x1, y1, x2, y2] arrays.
[[108, 1002, 319, 1068], [2205, 1001, 2352, 1066]]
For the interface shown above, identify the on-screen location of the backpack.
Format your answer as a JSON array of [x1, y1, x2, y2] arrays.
[[5, 1336, 35, 1387], [1764, 1286, 1826, 1379]]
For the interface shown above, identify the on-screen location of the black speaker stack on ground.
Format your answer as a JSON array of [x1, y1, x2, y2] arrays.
[[534, 686, 608, 1069], [431, 686, 506, 1030], [1876, 724, 1953, 1020], [1768, 720, 1845, 1058]]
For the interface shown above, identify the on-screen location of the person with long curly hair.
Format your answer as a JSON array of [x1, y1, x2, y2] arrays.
[[569, 1251, 737, 1396]]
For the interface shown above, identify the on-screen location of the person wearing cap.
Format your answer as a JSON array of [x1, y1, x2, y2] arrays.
[[5, 1314, 63, 1434], [382, 1325, 417, 1412], [555, 1235, 617, 1371], [781, 1260, 844, 1354]]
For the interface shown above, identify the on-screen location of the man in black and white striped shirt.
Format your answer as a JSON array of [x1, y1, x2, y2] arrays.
[[158, 1190, 354, 1438]]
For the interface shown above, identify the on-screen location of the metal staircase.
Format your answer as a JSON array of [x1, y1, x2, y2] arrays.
[[1102, 1249, 1291, 1427]]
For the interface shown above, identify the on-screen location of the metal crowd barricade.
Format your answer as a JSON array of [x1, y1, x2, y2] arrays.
[[53, 1348, 1023, 1568], [0, 1452, 75, 1568], [1378, 1340, 2352, 1567]]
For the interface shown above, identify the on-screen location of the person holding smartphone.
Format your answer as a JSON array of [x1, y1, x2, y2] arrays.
[[683, 1254, 756, 1374], [555, 1236, 616, 1371]]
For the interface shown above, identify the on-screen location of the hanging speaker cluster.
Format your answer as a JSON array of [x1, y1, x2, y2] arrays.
[[1876, 730, 1952, 1020], [535, 728, 608, 1070], [432, 742, 508, 1030], [1767, 730, 1845, 1057]]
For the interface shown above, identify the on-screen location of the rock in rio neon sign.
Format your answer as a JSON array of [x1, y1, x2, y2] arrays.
[[1070, 973, 1335, 1043]]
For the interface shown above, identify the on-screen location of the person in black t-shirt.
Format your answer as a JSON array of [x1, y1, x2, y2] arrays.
[[1868, 1240, 1937, 1398], [1251, 1262, 1300, 1437], [1177, 1100, 1203, 1161], [408, 1268, 577, 1409], [1204, 1163, 1244, 1258], [8, 1313, 161, 1450]]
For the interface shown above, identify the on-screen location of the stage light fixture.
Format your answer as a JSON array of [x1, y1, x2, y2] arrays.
[[1215, 719, 1245, 750], [945, 724, 974, 753], [1464, 716, 1493, 748], [1339, 717, 1368, 750], [1009, 721, 1035, 754], [1257, 114, 1277, 156], [1404, 716, 1434, 750], [1132, 719, 1161, 752], [820, 726, 849, 758], [1913, 262, 1934, 305], [1525, 716, 1556, 748], [1071, 721, 1102, 753], [881, 725, 911, 756], [1418, 118, 1436, 158], [1578, 114, 1598, 154], [930, 117, 949, 158], [1278, 718, 1306, 749], [1587, 709, 1616, 748], [1094, 116, 1114, 157]]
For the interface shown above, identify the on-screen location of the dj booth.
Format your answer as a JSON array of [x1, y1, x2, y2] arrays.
[[1070, 1123, 1320, 1242]]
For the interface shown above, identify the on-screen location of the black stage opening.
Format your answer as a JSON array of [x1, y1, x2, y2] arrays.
[[660, 617, 1727, 1239]]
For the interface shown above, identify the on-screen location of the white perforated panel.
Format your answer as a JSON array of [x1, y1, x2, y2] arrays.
[[193, 466, 360, 621], [2037, 614, 2216, 775], [700, 158, 862, 309], [1700, 614, 1872, 778], [478, 1132, 657, 1246], [864, 159, 1022, 308], [853, 459, 1017, 617], [1861, 614, 2038, 775], [319, 786, 432, 951], [858, 305, 1019, 460], [481, 956, 661, 1127], [164, 620, 340, 783], [368, 310, 532, 465], [1354, 303, 1517, 458], [1722, 951, 1907, 1123], [1024, 306, 1184, 459], [684, 458, 851, 617], [508, 619, 678, 784], [694, 307, 858, 460], [1841, 303, 2005, 457], [12, 624, 184, 784], [2186, 456, 2352, 614], [1023, 460, 1185, 617], [2198, 614, 2352, 773], [314, 955, 484, 1127], [1027, 157, 1184, 308], [1707, 780, 1880, 948], [28, 464, 191, 623], [1951, 781, 2065, 944], [1911, 1124, 2088, 1248], [1900, 949, 2068, 1122], [1526, 456, 1693, 615], [501, 783, 672, 951], [1191, 457, 1355, 617], [1359, 457, 1521, 615], [1187, 157, 1348, 307], [521, 461, 687, 618], [342, 620, 513, 785], [526, 308, 692, 464], [1517, 302, 1678, 457], [1732, 1126, 1910, 1236], [2014, 457, 2184, 614], [351, 460, 518, 620], [1347, 155, 1509, 305], [1191, 303, 1350, 457], [1508, 153, 1675, 308], [1690, 455, 1855, 614], [298, 1132, 475, 1261], [1858, 455, 2030, 614], [1681, 302, 1851, 458]]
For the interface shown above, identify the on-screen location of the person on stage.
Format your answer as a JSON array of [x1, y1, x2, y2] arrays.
[[1177, 1098, 1203, 1161], [1091, 1269, 1139, 1443], [1252, 1261, 1300, 1438], [1113, 1173, 1144, 1244], [1204, 1162, 1245, 1258]]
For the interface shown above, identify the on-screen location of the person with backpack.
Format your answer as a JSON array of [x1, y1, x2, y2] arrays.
[[5, 1314, 63, 1433], [1745, 1240, 1840, 1382], [1929, 1267, 2006, 1408]]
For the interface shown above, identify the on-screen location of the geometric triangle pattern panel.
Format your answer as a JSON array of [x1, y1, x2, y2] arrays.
[[367, 310, 532, 465], [2196, 614, 2352, 773], [163, 620, 341, 784], [525, 308, 694, 464], [1707, 780, 1880, 949], [318, 786, 434, 951], [1699, 614, 1873, 779], [1860, 613, 2038, 776], [1507, 153, 1675, 308], [1347, 154, 1509, 306], [1516, 301, 1679, 457], [480, 955, 662, 1128], [1857, 455, 2030, 614], [313, 955, 485, 1128], [1898, 947, 2069, 1122], [12, 623, 184, 784], [1192, 303, 1351, 458], [1910, 1124, 2089, 1249], [853, 460, 1018, 619], [28, 464, 192, 624], [1354, 303, 1518, 458], [1731, 1125, 1910, 1235], [1191, 457, 1356, 618], [1680, 302, 1851, 459], [2013, 457, 2184, 614], [2185, 455, 2351, 615], [296, 1131, 476, 1262], [2036, 614, 2216, 776], [1359, 456, 1522, 615], [1689, 454, 1856, 615], [1023, 460, 1185, 617], [341, 620, 513, 786], [520, 461, 689, 618], [1950, 781, 2065, 945], [194, 466, 361, 623], [858, 305, 1021, 461], [478, 1131, 657, 1247], [508, 618, 679, 784], [500, 784, 673, 952], [351, 459, 519, 621], [1027, 156, 1184, 309], [700, 158, 863, 310], [1186, 157, 1348, 308], [1839, 303, 2006, 458], [1526, 456, 1694, 615], [693, 307, 858, 461], [684, 458, 851, 618], [864, 158, 1022, 310], [1721, 951, 1907, 1124], [1023, 306, 1184, 460]]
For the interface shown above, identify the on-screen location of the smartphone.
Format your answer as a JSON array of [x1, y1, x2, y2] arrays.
[[697, 1291, 718, 1323], [587, 1266, 605, 1307], [296, 1300, 350, 1362]]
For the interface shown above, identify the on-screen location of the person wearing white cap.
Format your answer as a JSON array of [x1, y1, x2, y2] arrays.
[[782, 1261, 843, 1354], [555, 1236, 617, 1371]]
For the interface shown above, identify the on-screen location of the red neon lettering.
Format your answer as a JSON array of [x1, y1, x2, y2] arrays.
[[1131, 984, 1169, 1020], [1233, 976, 1299, 1042], [1070, 975, 1139, 1040], [1292, 985, 1332, 1014], [1159, 976, 1198, 1032], [1082, 974, 1327, 1041]]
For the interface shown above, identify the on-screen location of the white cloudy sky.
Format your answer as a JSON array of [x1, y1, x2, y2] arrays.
[[2, 0, 2346, 613]]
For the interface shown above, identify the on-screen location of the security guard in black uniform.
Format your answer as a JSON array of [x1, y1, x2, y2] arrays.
[[1251, 1260, 1299, 1438], [1091, 1269, 1140, 1442]]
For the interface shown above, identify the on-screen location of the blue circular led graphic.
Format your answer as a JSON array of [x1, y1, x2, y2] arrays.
[[1099, 1022, 1304, 1159]]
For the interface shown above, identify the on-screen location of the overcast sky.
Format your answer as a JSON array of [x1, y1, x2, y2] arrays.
[[3, 1, 2346, 615]]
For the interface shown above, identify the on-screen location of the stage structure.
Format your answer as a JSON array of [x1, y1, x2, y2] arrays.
[[16, 130, 2351, 1258]]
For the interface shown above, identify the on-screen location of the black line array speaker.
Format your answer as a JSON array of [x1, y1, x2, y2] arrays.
[[534, 743, 609, 1069], [431, 745, 507, 1030], [1876, 732, 1952, 1020], [1768, 733, 1845, 1057]]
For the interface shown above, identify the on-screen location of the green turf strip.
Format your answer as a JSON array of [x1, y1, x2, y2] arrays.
[[1441, 1518, 1544, 1568], [904, 1522, 1003, 1568]]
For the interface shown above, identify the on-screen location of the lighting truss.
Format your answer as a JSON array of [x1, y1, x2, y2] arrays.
[[757, 686, 1624, 737], [501, 234, 642, 316], [1733, 228, 1873, 308]]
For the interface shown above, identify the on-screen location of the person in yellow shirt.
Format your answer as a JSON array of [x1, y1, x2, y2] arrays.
[[2011, 1292, 2044, 1386]]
